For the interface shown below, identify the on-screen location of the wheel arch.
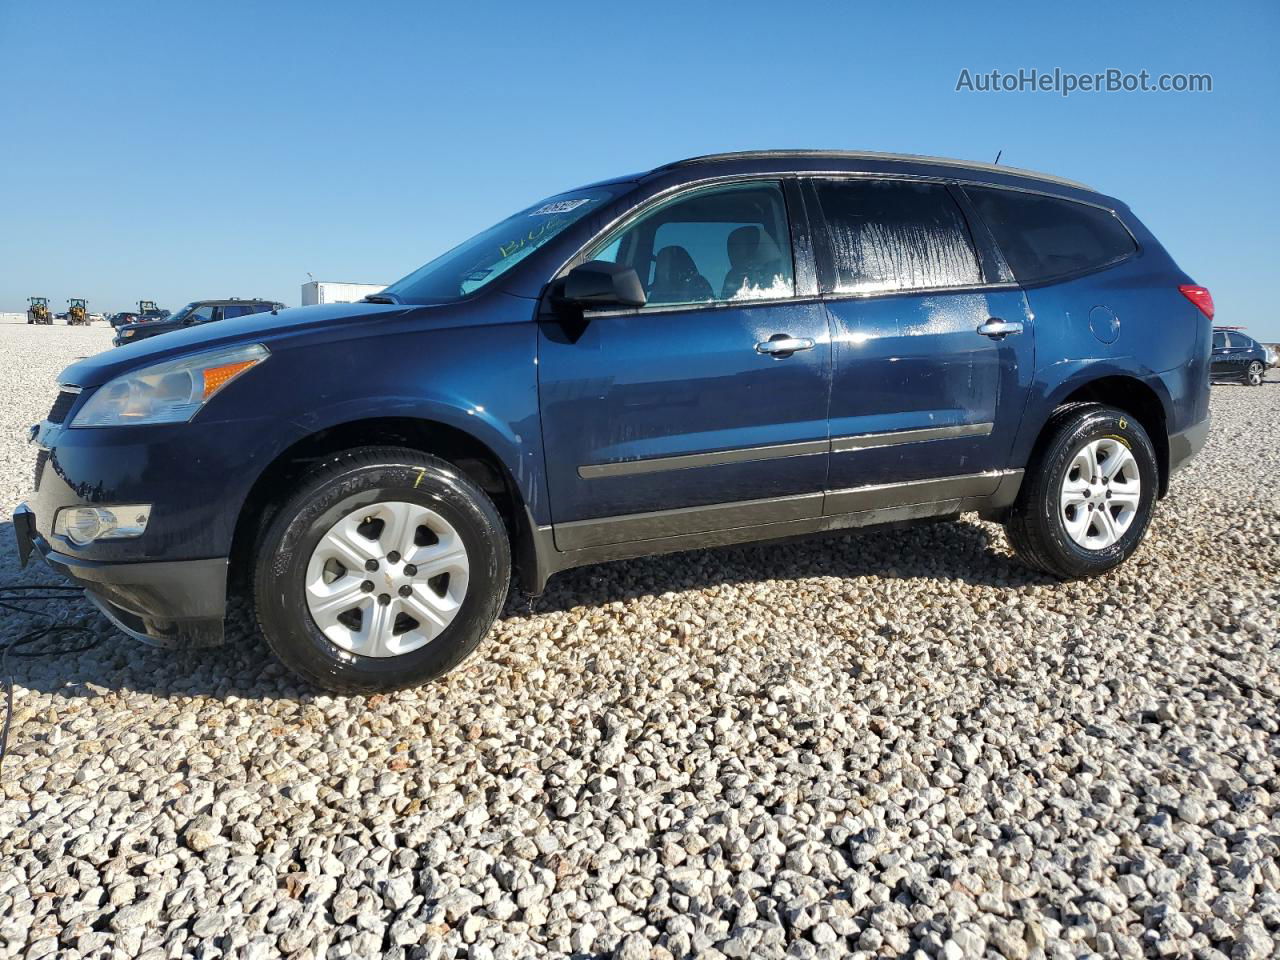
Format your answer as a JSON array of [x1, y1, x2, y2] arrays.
[[1027, 372, 1172, 497], [229, 415, 545, 597]]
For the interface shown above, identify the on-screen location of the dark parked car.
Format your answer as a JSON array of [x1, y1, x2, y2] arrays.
[[113, 299, 284, 347], [108, 312, 140, 328], [16, 150, 1212, 693], [1211, 327, 1269, 386]]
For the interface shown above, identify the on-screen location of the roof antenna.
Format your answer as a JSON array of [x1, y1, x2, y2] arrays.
[[993, 150, 1002, 165]]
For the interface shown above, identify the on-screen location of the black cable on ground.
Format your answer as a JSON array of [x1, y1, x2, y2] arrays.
[[0, 585, 101, 778]]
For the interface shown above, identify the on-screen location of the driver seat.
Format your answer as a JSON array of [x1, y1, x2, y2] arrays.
[[648, 245, 713, 304]]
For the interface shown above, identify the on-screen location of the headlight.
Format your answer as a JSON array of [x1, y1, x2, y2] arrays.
[[121, 329, 135, 338], [71, 343, 269, 427]]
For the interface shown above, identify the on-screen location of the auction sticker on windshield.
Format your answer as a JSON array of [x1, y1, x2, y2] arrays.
[[530, 199, 592, 216]]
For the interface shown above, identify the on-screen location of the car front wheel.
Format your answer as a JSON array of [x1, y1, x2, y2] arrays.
[[1247, 360, 1264, 386], [253, 446, 510, 693], [1004, 404, 1158, 579]]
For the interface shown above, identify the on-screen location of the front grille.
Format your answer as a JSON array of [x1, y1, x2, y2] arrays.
[[47, 390, 78, 424], [33, 449, 49, 492]]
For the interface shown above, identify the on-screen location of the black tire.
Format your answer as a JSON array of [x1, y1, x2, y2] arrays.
[[1005, 404, 1158, 579], [1247, 361, 1264, 387], [253, 446, 510, 693]]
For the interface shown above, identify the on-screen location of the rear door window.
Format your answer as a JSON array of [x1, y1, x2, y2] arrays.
[[811, 179, 981, 294], [1213, 331, 1227, 349], [965, 186, 1137, 283]]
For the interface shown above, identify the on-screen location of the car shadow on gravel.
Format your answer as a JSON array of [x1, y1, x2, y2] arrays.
[[3, 516, 1050, 703], [520, 515, 1053, 615]]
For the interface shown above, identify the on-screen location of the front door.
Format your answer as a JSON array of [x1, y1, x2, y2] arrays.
[[806, 178, 1034, 506], [538, 180, 831, 550]]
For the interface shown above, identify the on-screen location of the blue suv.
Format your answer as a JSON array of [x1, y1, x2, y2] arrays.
[[15, 151, 1213, 692]]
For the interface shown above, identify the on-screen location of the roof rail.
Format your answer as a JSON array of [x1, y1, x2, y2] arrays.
[[657, 150, 1096, 192]]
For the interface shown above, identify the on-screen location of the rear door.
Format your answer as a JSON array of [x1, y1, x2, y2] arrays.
[[807, 178, 1033, 508], [538, 179, 831, 549]]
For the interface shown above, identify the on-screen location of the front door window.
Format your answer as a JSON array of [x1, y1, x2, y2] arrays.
[[590, 181, 796, 306]]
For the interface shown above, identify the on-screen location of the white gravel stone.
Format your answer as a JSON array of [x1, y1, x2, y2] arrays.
[[0, 323, 1277, 960]]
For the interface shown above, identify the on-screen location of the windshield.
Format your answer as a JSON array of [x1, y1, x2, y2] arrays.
[[383, 187, 619, 302], [164, 302, 197, 321]]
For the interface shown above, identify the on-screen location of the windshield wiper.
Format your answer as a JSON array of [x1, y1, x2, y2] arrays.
[[362, 292, 401, 304]]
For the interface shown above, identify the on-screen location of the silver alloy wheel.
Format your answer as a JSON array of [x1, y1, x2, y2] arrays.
[[1248, 361, 1264, 386], [304, 501, 469, 657], [1060, 437, 1142, 550]]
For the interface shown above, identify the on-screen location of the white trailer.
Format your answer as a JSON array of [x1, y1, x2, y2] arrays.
[[301, 281, 387, 306]]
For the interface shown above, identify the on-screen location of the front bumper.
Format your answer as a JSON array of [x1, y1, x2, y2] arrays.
[[14, 502, 228, 648]]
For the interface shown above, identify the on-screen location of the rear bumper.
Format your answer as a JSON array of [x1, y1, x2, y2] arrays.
[[1169, 414, 1210, 475], [14, 502, 227, 648]]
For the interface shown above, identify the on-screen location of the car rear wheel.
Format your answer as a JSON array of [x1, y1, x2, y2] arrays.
[[1247, 360, 1264, 386], [253, 446, 510, 693], [1004, 404, 1158, 579]]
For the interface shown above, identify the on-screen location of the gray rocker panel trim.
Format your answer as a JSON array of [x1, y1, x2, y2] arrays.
[[554, 469, 1021, 552]]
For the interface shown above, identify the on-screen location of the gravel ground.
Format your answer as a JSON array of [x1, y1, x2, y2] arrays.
[[0, 322, 1277, 960]]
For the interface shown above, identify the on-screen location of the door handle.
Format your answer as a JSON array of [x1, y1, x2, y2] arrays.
[[977, 318, 1024, 339], [756, 335, 815, 356]]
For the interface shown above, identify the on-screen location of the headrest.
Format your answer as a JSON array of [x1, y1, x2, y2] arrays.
[[727, 225, 782, 269], [654, 245, 699, 281]]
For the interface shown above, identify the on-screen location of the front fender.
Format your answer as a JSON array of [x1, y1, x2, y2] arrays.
[[211, 311, 549, 535]]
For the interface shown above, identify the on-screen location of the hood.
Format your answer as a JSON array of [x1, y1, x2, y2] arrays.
[[62, 301, 417, 389], [116, 316, 181, 336]]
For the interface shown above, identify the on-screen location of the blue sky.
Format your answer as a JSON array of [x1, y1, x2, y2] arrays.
[[3, 1, 1277, 338]]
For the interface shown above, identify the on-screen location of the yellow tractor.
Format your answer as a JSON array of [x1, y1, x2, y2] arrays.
[[66, 298, 90, 326], [27, 297, 52, 325]]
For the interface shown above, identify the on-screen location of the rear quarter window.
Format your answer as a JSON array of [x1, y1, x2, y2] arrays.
[[965, 186, 1137, 284]]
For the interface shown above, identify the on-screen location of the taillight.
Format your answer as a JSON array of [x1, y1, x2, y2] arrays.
[[1179, 284, 1214, 319]]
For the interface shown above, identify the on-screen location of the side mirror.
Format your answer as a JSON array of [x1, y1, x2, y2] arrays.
[[562, 260, 646, 308]]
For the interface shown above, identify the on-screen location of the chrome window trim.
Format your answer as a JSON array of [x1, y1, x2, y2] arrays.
[[582, 293, 825, 320], [553, 167, 1114, 297], [819, 281, 1021, 305]]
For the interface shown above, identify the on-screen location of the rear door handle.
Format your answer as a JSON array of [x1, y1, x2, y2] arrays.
[[977, 318, 1024, 339], [756, 335, 815, 356]]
